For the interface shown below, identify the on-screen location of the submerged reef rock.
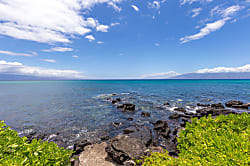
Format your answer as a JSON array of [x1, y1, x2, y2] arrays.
[[117, 103, 136, 112], [141, 111, 151, 117]]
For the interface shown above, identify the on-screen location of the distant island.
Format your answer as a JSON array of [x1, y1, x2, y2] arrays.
[[1, 72, 250, 81], [169, 72, 250, 79]]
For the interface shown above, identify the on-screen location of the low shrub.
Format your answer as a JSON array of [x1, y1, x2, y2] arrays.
[[138, 113, 250, 166], [0, 121, 73, 165]]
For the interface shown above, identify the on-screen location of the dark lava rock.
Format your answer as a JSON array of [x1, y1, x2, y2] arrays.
[[225, 100, 248, 109], [112, 100, 118, 104], [153, 120, 170, 139], [231, 104, 249, 109], [163, 102, 170, 106], [123, 126, 137, 134], [174, 107, 186, 113], [197, 103, 210, 107], [106, 135, 147, 164], [141, 111, 151, 117], [196, 107, 235, 117], [127, 117, 133, 121], [181, 117, 191, 123], [112, 122, 123, 128], [73, 140, 92, 155], [129, 126, 152, 147], [225, 100, 243, 107], [112, 98, 121, 104], [100, 135, 111, 141], [117, 104, 124, 109], [169, 113, 181, 119], [26, 132, 48, 143], [123, 104, 135, 112], [117, 103, 136, 112], [211, 103, 225, 109]]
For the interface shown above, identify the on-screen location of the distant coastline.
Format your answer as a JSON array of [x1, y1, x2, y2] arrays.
[[1, 72, 250, 81]]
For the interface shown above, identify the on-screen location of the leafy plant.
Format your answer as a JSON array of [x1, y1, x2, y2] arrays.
[[137, 113, 250, 166], [0, 121, 73, 165]]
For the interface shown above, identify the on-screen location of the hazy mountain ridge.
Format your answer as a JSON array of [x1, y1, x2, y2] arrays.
[[169, 72, 250, 79]]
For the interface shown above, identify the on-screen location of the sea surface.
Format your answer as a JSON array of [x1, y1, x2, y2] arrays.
[[0, 80, 249, 148]]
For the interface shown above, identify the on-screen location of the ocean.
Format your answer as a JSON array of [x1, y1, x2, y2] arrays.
[[0, 79, 249, 148]]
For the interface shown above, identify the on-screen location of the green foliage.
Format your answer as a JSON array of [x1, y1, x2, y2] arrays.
[[0, 121, 73, 166], [138, 113, 250, 166]]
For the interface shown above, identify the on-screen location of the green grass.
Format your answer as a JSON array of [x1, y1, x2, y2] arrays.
[[137, 113, 250, 166], [0, 121, 73, 165]]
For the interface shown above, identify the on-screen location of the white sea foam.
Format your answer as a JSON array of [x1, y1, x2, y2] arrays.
[[48, 134, 57, 140], [18, 129, 33, 135]]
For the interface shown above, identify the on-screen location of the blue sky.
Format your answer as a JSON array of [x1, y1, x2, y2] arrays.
[[0, 0, 250, 79]]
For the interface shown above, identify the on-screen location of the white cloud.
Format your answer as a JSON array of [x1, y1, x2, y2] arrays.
[[85, 35, 95, 41], [211, 5, 243, 18], [110, 22, 120, 27], [192, 8, 202, 18], [181, 4, 244, 43], [131, 5, 140, 12], [97, 41, 104, 44], [141, 71, 180, 79], [148, 1, 160, 9], [42, 47, 73, 52], [96, 25, 109, 32], [221, 5, 242, 18], [0, 50, 37, 57], [72, 55, 79, 58], [0, 0, 121, 43], [42, 59, 56, 63], [181, 0, 213, 5], [108, 1, 122, 12], [195, 64, 250, 73], [180, 18, 229, 43], [0, 60, 85, 79]]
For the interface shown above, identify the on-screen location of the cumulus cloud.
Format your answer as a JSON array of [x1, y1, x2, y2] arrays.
[[131, 5, 140, 12], [72, 55, 79, 58], [141, 71, 180, 79], [0, 0, 121, 43], [96, 25, 109, 32], [0, 60, 85, 79], [42, 47, 73, 52], [0, 50, 37, 57], [85, 35, 95, 41], [42, 59, 56, 63], [180, 18, 229, 43], [192, 8, 202, 18], [195, 64, 250, 73]]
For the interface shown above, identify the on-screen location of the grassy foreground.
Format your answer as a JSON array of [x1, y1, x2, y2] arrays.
[[0, 121, 73, 165], [137, 113, 249, 166]]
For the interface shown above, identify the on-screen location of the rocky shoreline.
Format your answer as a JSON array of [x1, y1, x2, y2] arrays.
[[24, 97, 249, 166]]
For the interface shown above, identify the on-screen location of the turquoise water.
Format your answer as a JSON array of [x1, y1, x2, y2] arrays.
[[0, 80, 249, 148]]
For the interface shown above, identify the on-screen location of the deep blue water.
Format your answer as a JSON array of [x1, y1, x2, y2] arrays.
[[0, 80, 249, 148]]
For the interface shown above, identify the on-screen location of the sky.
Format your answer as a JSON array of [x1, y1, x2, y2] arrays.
[[0, 0, 250, 79]]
